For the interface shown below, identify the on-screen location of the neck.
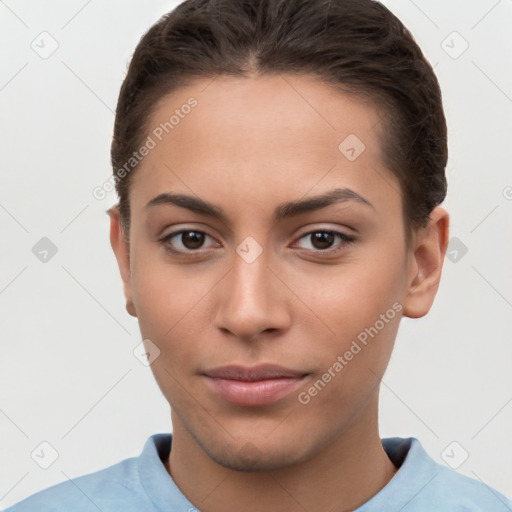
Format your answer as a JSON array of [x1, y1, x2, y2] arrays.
[[166, 394, 397, 512]]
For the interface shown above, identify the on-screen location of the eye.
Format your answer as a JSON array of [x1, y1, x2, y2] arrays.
[[159, 230, 219, 253], [295, 230, 355, 254]]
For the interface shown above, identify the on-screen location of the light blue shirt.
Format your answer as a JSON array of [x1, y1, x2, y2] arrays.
[[5, 434, 512, 511]]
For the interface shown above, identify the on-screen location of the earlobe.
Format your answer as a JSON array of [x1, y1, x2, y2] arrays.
[[126, 299, 137, 317], [402, 207, 449, 319], [108, 205, 138, 318]]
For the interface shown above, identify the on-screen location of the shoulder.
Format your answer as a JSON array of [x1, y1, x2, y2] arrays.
[[427, 464, 512, 511], [379, 437, 512, 512], [4, 452, 149, 512]]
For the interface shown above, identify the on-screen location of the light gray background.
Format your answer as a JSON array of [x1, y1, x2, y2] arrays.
[[1, 0, 511, 508]]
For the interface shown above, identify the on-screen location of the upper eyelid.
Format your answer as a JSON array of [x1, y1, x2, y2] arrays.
[[293, 230, 355, 249], [159, 229, 217, 245], [161, 221, 354, 237], [159, 225, 216, 240], [296, 226, 353, 237]]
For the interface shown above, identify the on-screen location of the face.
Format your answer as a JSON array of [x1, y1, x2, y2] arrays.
[[111, 74, 444, 471]]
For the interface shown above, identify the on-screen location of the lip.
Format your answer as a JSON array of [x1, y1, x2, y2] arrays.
[[202, 364, 309, 406]]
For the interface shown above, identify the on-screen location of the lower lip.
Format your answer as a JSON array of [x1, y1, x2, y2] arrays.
[[204, 376, 306, 406]]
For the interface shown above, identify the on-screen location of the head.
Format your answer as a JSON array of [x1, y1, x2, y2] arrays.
[[109, 0, 449, 471]]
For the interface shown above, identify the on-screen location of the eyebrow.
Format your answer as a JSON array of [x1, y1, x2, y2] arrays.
[[144, 187, 374, 224]]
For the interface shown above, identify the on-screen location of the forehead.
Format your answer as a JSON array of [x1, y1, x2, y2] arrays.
[[129, 74, 401, 222]]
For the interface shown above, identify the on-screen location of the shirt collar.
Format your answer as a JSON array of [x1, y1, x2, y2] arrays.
[[138, 433, 437, 511], [138, 433, 196, 512], [355, 437, 440, 510]]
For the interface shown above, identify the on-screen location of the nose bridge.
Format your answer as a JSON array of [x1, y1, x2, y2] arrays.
[[234, 246, 272, 303], [212, 244, 289, 339]]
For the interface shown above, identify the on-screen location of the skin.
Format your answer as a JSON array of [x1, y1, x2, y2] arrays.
[[109, 74, 449, 512]]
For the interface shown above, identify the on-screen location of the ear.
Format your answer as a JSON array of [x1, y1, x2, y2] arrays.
[[108, 205, 137, 317], [402, 207, 450, 318]]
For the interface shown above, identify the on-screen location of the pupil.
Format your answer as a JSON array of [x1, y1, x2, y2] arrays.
[[312, 232, 334, 250], [182, 231, 204, 249]]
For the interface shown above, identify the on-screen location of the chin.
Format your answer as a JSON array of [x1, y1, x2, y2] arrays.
[[207, 443, 307, 472], [194, 427, 322, 473]]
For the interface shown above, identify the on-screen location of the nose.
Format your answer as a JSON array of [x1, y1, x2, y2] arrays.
[[212, 249, 291, 341]]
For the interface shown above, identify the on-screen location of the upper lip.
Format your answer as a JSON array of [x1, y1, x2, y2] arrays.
[[203, 364, 308, 381]]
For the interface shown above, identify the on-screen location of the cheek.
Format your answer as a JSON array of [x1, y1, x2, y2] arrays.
[[297, 286, 402, 417], [295, 250, 405, 338], [130, 240, 197, 325], [292, 242, 406, 387], [129, 253, 216, 361], [130, 260, 211, 404]]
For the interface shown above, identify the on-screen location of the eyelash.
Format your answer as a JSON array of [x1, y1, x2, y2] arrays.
[[158, 229, 356, 256]]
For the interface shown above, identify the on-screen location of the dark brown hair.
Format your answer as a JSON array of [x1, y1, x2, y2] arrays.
[[111, 0, 447, 237]]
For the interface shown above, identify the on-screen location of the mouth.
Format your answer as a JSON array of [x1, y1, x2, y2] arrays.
[[202, 364, 310, 407]]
